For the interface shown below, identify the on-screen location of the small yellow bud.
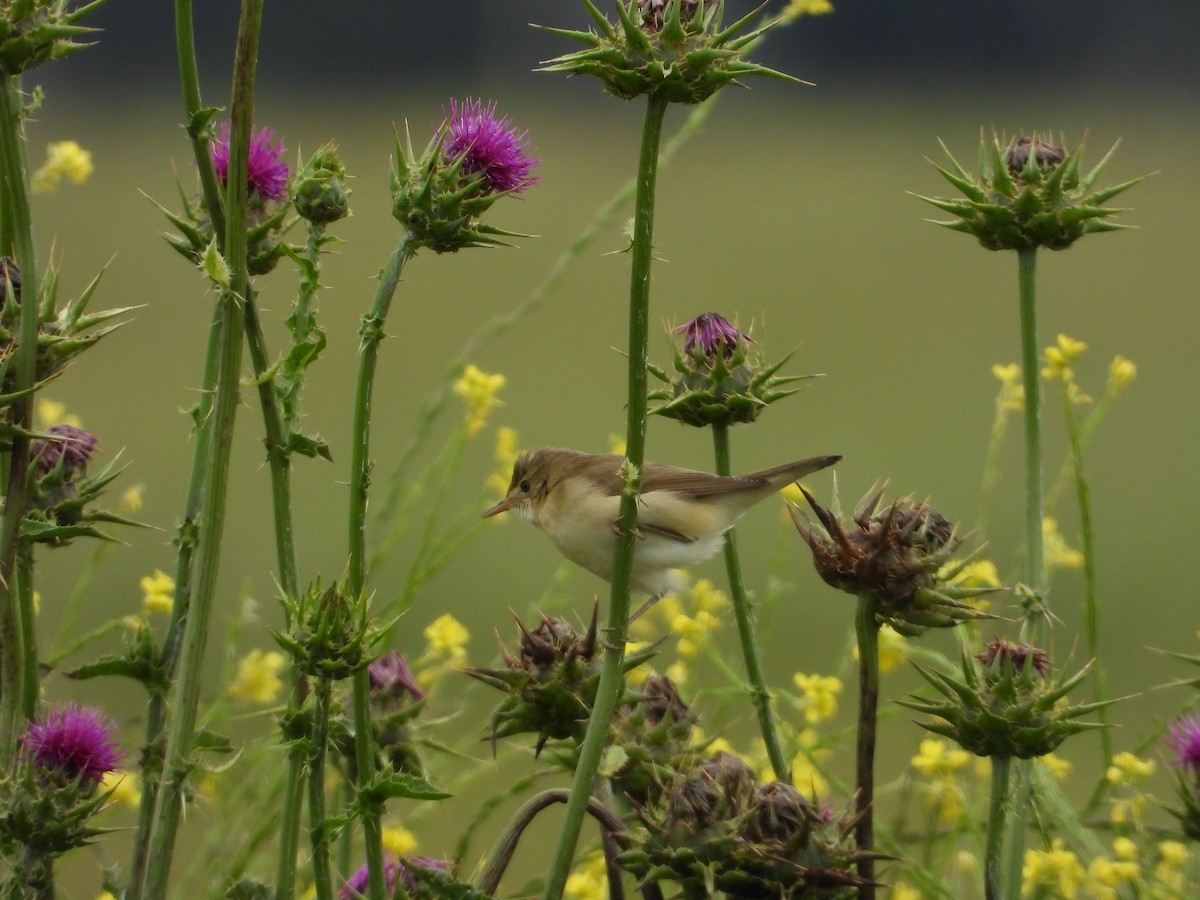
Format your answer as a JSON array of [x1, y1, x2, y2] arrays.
[[31, 140, 93, 193], [1107, 355, 1136, 394]]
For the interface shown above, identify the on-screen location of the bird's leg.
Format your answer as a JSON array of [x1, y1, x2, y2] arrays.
[[627, 592, 662, 624]]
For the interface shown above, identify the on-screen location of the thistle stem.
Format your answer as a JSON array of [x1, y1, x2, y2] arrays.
[[1016, 246, 1045, 635], [984, 755, 1012, 900], [346, 234, 417, 900], [854, 592, 880, 899], [0, 73, 41, 765], [540, 92, 669, 900], [307, 677, 335, 900], [139, 1, 263, 893], [711, 423, 788, 781]]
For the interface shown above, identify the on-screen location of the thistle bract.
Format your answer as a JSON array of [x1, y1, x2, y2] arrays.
[[466, 609, 655, 758], [291, 144, 350, 225], [919, 132, 1143, 251], [1165, 712, 1200, 840], [610, 674, 697, 804], [649, 313, 815, 428], [900, 637, 1112, 759], [0, 0, 106, 75], [539, 0, 799, 104], [792, 484, 994, 635], [272, 581, 382, 681]]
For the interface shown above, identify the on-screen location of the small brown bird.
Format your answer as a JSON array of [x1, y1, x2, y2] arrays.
[[483, 448, 840, 598]]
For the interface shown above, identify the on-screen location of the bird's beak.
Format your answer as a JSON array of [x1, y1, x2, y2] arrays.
[[482, 496, 518, 519]]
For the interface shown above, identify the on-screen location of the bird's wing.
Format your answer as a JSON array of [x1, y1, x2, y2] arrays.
[[640, 464, 766, 499]]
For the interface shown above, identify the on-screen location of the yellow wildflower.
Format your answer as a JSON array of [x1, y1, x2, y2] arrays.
[[486, 426, 520, 497], [625, 641, 650, 687], [790, 751, 828, 798], [911, 738, 970, 778], [424, 613, 469, 660], [851, 623, 908, 674], [97, 893, 118, 900], [1106, 751, 1154, 786], [1043, 517, 1084, 570], [31, 140, 93, 193], [453, 364, 505, 437], [140, 569, 175, 615], [792, 673, 842, 725], [381, 825, 418, 856], [1039, 752, 1072, 781], [36, 398, 82, 429], [1086, 840, 1141, 900], [889, 884, 921, 900], [920, 775, 965, 824], [1109, 793, 1147, 827], [564, 849, 607, 900], [607, 433, 626, 456], [993, 363, 1024, 411], [101, 770, 142, 808], [120, 483, 145, 512], [665, 659, 688, 686], [783, 0, 834, 20], [1107, 355, 1136, 395], [1154, 841, 1190, 892], [1022, 839, 1085, 899], [228, 649, 285, 703], [955, 850, 979, 876], [689, 578, 728, 616], [1042, 334, 1088, 381]]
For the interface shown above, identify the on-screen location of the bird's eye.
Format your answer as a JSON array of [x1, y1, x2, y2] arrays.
[[519, 479, 531, 493]]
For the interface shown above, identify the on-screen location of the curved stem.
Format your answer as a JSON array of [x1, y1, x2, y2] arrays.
[[307, 678, 335, 900], [711, 423, 788, 780], [854, 592, 880, 899], [984, 755, 1012, 900], [1016, 246, 1045, 640], [540, 92, 669, 900], [139, 2, 263, 894], [0, 73, 40, 765]]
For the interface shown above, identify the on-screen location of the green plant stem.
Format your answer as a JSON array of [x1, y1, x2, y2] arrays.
[[985, 755, 1012, 900], [175, 0, 225, 241], [1016, 246, 1045, 636], [307, 677, 335, 900], [0, 73, 40, 765], [345, 233, 417, 900], [854, 592, 880, 900], [276, 717, 307, 900], [139, 2, 263, 894], [15, 546, 36, 719], [711, 422, 789, 780], [541, 92, 669, 900]]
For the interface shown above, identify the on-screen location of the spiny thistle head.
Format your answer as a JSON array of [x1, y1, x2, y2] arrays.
[[918, 131, 1144, 251], [467, 607, 655, 758], [792, 484, 995, 635], [290, 143, 351, 225], [391, 99, 537, 253], [20, 704, 121, 785], [618, 752, 869, 896], [0, 0, 106, 75], [211, 124, 289, 203], [366, 651, 427, 776], [1165, 712, 1200, 841], [649, 313, 817, 428], [538, 0, 800, 105], [273, 581, 382, 681], [339, 856, 451, 900], [900, 637, 1112, 759], [32, 423, 97, 478], [610, 674, 698, 804]]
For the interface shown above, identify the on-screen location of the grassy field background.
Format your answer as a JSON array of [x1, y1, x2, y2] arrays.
[[22, 81, 1199, 895]]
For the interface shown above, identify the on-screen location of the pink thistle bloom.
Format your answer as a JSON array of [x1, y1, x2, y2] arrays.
[[1167, 712, 1200, 772], [339, 856, 450, 899], [368, 651, 426, 702], [673, 312, 753, 358], [32, 423, 98, 476], [210, 124, 289, 201], [21, 703, 122, 782], [443, 99, 538, 194]]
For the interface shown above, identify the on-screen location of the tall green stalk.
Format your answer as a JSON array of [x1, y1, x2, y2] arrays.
[[307, 677, 336, 900], [345, 234, 417, 900], [0, 73, 40, 764], [138, 2, 264, 895], [541, 92, 669, 900], [711, 422, 788, 780], [853, 592, 880, 900], [984, 754, 1012, 900]]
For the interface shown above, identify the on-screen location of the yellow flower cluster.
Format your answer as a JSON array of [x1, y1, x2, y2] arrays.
[[36, 398, 83, 430], [1154, 841, 1191, 893], [417, 613, 470, 688], [453, 364, 505, 437], [790, 729, 831, 798], [228, 649, 286, 703], [1022, 839, 1085, 898], [381, 824, 417, 856], [1107, 355, 1136, 396], [140, 570, 175, 616], [1042, 334, 1088, 382], [1043, 517, 1085, 570], [852, 623, 908, 674], [992, 363, 1025, 411], [910, 738, 971, 824], [101, 770, 142, 809], [486, 427, 520, 497], [783, 0, 834, 21], [564, 849, 607, 900], [31, 140, 93, 193], [633, 576, 728, 660], [1105, 751, 1155, 826], [1085, 837, 1141, 900], [792, 673, 843, 725], [1039, 752, 1073, 781]]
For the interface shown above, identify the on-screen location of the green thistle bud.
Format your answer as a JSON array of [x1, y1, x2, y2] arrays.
[[290, 144, 351, 225], [792, 484, 995, 635], [466, 607, 656, 758], [610, 674, 697, 804], [538, 0, 801, 104], [918, 131, 1144, 251], [272, 581, 382, 681], [900, 636, 1113, 759], [0, 0, 105, 75], [618, 752, 868, 896], [649, 313, 817, 428]]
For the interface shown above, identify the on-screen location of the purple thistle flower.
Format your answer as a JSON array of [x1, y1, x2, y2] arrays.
[[443, 99, 538, 194], [32, 424, 98, 476], [978, 635, 1049, 677], [1168, 712, 1200, 772], [21, 703, 122, 782], [210, 124, 289, 201], [673, 312, 753, 359], [339, 856, 450, 899], [368, 651, 426, 702]]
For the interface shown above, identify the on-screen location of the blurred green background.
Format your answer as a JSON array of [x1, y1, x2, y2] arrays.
[[14, 4, 1200, 897]]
